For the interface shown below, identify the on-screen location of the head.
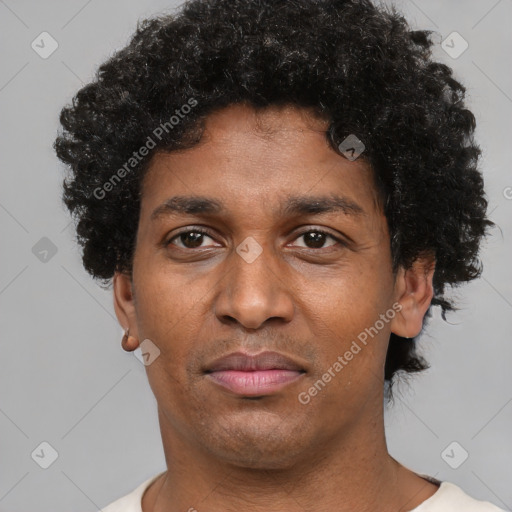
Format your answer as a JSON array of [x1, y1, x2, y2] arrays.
[[54, 0, 492, 469]]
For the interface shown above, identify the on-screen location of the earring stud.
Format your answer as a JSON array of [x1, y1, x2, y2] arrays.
[[121, 327, 139, 351]]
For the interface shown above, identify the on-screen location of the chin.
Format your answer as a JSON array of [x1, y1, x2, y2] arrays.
[[196, 411, 313, 470]]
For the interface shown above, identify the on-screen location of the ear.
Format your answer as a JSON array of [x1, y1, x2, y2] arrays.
[[113, 271, 139, 340], [390, 254, 435, 338]]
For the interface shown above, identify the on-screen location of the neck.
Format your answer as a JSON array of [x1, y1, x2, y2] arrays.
[[143, 399, 435, 512]]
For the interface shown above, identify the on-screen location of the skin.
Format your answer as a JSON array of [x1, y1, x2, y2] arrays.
[[113, 103, 438, 512]]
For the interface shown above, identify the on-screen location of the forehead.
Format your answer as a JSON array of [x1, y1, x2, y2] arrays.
[[139, 103, 381, 219]]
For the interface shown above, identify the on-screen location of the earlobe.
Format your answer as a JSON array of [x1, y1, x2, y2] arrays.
[[113, 271, 139, 348], [390, 256, 435, 338]]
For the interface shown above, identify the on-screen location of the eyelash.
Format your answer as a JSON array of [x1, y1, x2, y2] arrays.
[[165, 227, 345, 250]]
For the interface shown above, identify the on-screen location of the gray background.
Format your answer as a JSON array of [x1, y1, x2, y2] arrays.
[[0, 0, 511, 510]]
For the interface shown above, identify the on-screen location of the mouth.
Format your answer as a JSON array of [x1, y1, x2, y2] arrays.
[[203, 351, 306, 396]]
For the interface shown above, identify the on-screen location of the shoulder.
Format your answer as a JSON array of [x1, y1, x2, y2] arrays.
[[414, 480, 507, 512], [101, 471, 165, 512]]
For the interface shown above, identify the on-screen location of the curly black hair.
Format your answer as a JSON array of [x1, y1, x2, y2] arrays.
[[54, 0, 493, 399]]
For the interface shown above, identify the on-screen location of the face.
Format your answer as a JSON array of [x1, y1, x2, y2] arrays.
[[114, 103, 432, 470]]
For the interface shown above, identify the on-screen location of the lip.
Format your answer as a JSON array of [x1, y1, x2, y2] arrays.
[[204, 351, 306, 396], [204, 350, 305, 372], [206, 369, 305, 396]]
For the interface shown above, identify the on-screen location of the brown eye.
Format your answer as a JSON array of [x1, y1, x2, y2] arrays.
[[167, 229, 217, 249], [291, 230, 341, 249]]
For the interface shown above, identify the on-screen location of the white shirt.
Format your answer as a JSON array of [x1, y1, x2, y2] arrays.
[[101, 471, 506, 512]]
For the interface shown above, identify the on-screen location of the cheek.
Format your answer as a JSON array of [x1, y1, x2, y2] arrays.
[[302, 259, 395, 369], [314, 258, 392, 318], [133, 259, 200, 334], [132, 269, 200, 411]]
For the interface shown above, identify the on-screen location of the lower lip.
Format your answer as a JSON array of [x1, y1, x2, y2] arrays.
[[205, 369, 305, 396]]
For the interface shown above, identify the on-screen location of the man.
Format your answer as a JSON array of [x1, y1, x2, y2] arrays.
[[54, 0, 502, 510]]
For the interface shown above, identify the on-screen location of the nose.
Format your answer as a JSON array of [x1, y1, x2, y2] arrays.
[[214, 240, 295, 330]]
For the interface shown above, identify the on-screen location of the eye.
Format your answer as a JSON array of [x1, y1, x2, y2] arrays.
[[166, 227, 345, 251], [290, 229, 342, 249], [166, 228, 219, 249]]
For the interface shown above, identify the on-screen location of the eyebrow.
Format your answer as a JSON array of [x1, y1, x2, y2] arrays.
[[150, 194, 365, 221]]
